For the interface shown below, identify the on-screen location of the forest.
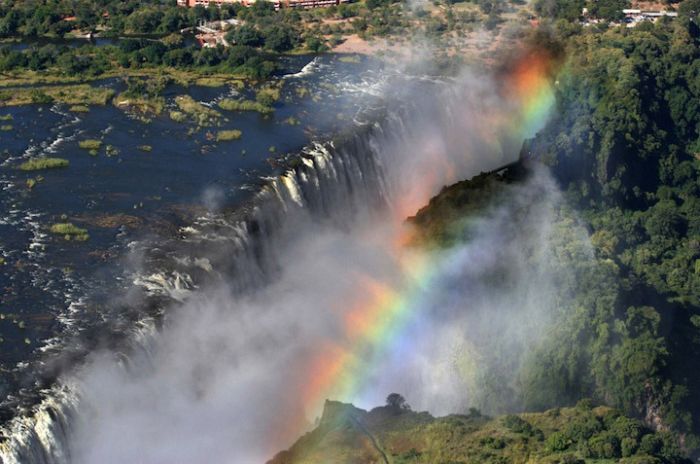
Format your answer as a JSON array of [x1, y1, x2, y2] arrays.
[[532, 12, 700, 452], [0, 0, 424, 81], [408, 7, 700, 459]]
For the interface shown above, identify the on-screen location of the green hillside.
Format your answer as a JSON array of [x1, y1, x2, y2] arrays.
[[269, 398, 688, 464]]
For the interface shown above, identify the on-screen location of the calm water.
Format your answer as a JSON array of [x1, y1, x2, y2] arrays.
[[0, 54, 388, 421]]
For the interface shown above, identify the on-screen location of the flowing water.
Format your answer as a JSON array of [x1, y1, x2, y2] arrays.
[[0, 52, 530, 463], [0, 53, 397, 459]]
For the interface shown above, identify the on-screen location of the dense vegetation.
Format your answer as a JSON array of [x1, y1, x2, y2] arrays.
[[0, 0, 391, 79], [0, 0, 509, 83], [270, 398, 689, 463], [0, 36, 280, 80], [0, 0, 229, 37], [409, 10, 700, 460], [531, 12, 700, 447], [0, 0, 330, 81]]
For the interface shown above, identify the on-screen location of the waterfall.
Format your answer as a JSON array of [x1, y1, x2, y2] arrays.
[[0, 385, 78, 464], [0, 75, 517, 464], [0, 108, 400, 464]]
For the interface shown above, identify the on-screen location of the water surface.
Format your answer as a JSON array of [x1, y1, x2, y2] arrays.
[[0, 53, 387, 422]]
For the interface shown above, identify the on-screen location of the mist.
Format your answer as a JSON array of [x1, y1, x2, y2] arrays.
[[64, 60, 577, 463]]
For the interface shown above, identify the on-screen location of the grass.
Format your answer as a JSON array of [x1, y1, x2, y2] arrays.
[[195, 77, 246, 89], [195, 77, 227, 87], [137, 144, 153, 152], [49, 222, 89, 241], [169, 110, 188, 123], [136, 68, 247, 88], [26, 176, 43, 189], [18, 157, 69, 171], [78, 139, 102, 151], [0, 85, 114, 107], [216, 129, 243, 141], [255, 86, 281, 106], [218, 98, 274, 114], [338, 55, 362, 63], [0, 67, 250, 89], [272, 402, 679, 464], [113, 94, 165, 115], [0, 114, 12, 121], [174, 95, 221, 126], [0, 125, 11, 131], [68, 105, 89, 113]]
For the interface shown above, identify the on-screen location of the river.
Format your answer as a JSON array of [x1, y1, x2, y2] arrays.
[[0, 53, 387, 428]]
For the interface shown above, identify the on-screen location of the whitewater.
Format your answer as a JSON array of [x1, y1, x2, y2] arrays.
[[0, 58, 558, 463]]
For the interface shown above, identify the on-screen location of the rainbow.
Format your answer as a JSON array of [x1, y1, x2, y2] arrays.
[[276, 48, 560, 442], [301, 248, 435, 411], [504, 49, 559, 139]]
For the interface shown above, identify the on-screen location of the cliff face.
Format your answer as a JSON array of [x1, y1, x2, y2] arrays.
[[407, 162, 530, 247], [269, 164, 690, 464], [269, 399, 687, 464]]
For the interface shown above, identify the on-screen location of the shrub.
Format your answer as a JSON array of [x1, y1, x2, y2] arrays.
[[544, 455, 584, 464], [618, 457, 662, 464], [575, 398, 594, 411], [255, 87, 280, 106], [49, 223, 89, 241], [502, 415, 531, 434], [480, 436, 506, 449], [638, 434, 662, 455], [621, 437, 638, 457], [79, 139, 102, 150], [545, 432, 569, 452], [195, 77, 227, 87], [218, 98, 273, 114], [18, 158, 69, 171], [563, 416, 602, 442], [610, 417, 643, 441], [216, 129, 242, 141], [398, 448, 421, 459], [29, 90, 54, 104], [587, 432, 621, 459], [174, 95, 220, 126], [169, 110, 187, 123]]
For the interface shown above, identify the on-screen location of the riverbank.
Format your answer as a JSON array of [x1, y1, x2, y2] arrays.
[[0, 85, 114, 107], [0, 0, 531, 94], [0, 67, 249, 89], [0, 36, 494, 109]]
